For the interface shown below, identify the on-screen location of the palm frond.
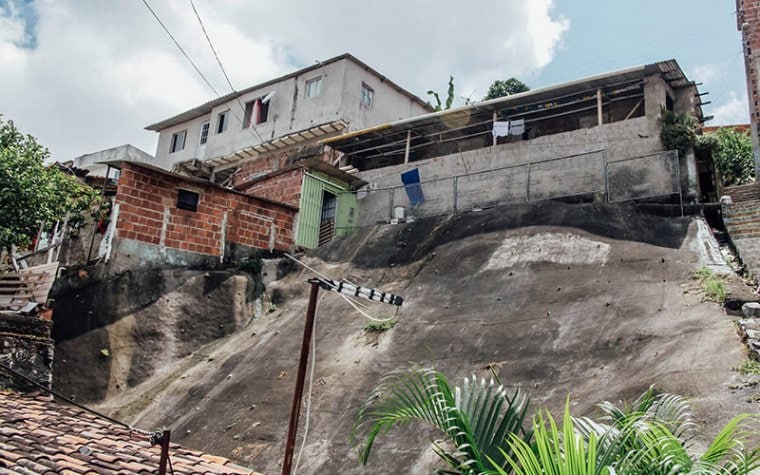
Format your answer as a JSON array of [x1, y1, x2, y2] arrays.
[[351, 367, 531, 474]]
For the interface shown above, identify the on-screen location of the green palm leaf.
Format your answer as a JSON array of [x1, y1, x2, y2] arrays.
[[351, 367, 531, 474]]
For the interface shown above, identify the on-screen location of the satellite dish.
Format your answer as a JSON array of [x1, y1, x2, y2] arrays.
[[262, 91, 276, 103]]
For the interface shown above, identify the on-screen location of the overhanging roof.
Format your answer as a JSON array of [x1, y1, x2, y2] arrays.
[[205, 120, 348, 170], [323, 59, 703, 164], [145, 53, 432, 131]]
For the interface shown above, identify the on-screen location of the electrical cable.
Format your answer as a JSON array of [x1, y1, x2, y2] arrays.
[[283, 253, 400, 323], [0, 361, 141, 431], [140, 0, 220, 96], [187, 0, 266, 145], [292, 292, 325, 474], [189, 0, 234, 92]]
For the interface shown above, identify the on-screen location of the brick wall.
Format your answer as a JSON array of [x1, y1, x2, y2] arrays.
[[738, 0, 760, 163], [114, 162, 296, 258], [724, 183, 760, 280], [239, 168, 305, 208], [725, 182, 760, 203]]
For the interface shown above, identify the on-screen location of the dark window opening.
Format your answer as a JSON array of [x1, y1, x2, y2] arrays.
[[243, 98, 269, 128], [170, 130, 187, 153], [666, 94, 674, 112], [318, 190, 337, 246], [177, 189, 200, 212], [217, 111, 229, 133]]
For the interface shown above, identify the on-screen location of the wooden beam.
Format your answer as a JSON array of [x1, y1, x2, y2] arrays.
[[597, 88, 603, 126], [404, 130, 411, 164]]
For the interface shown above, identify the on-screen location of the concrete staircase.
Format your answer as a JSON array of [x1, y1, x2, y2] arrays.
[[723, 183, 760, 280]]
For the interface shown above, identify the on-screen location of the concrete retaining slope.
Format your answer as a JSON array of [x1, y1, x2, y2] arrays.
[[94, 202, 755, 474]]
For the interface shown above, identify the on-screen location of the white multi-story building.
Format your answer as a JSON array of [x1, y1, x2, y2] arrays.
[[145, 53, 432, 178]]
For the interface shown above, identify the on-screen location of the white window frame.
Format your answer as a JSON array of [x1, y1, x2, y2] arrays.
[[170, 130, 187, 153], [360, 83, 374, 108], [199, 121, 210, 145], [305, 76, 323, 98], [217, 110, 229, 134]]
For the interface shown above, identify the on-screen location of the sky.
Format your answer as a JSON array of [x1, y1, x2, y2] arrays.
[[0, 0, 750, 162]]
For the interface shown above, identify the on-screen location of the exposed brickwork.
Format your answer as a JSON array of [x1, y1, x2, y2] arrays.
[[231, 145, 338, 207], [239, 168, 305, 208], [738, 0, 760, 159], [231, 151, 289, 188], [725, 182, 760, 203], [723, 188, 760, 279], [114, 162, 296, 257]]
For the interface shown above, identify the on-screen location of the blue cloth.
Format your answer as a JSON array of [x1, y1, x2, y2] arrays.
[[401, 168, 425, 206]]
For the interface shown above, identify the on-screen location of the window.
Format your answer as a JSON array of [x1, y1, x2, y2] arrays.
[[216, 110, 229, 134], [243, 98, 270, 127], [199, 121, 210, 145], [176, 189, 199, 212], [170, 130, 187, 153], [360, 83, 374, 108], [305, 76, 322, 98]]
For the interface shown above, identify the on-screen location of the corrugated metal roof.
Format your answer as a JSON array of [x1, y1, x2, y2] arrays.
[[323, 59, 702, 166]]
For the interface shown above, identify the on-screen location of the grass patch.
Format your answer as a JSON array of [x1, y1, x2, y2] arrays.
[[738, 359, 760, 376], [692, 266, 727, 303], [364, 318, 397, 333]]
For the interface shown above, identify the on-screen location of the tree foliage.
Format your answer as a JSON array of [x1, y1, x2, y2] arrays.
[[483, 78, 530, 101], [660, 109, 698, 158], [0, 117, 97, 252], [695, 127, 755, 187], [427, 76, 456, 111]]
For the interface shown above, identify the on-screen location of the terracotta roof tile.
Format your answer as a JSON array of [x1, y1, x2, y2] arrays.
[[0, 391, 260, 474]]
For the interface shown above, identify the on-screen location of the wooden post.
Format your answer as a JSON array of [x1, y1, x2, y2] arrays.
[[596, 88, 603, 126], [282, 280, 320, 475], [158, 430, 171, 475], [403, 130, 411, 164], [492, 111, 498, 146]]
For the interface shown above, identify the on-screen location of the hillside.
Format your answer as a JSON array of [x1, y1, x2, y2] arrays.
[[61, 201, 757, 474]]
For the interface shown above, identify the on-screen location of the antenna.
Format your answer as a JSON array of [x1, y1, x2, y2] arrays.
[[262, 90, 276, 103]]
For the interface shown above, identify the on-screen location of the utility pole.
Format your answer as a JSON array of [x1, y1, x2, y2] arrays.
[[281, 277, 403, 475]]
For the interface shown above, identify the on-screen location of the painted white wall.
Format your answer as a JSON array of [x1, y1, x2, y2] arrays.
[[73, 144, 155, 178], [152, 58, 431, 170]]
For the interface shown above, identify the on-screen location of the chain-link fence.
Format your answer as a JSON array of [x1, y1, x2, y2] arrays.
[[348, 149, 681, 228]]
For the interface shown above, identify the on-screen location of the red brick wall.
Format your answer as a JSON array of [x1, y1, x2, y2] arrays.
[[114, 162, 296, 256], [738, 0, 760, 138], [231, 152, 288, 188], [239, 168, 304, 208]]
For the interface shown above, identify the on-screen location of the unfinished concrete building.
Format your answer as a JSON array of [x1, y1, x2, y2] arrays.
[[324, 60, 706, 227]]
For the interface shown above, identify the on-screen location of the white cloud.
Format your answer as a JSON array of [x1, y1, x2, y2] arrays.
[[691, 63, 719, 84], [0, 0, 568, 161], [711, 91, 749, 125]]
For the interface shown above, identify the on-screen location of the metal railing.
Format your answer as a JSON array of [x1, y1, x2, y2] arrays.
[[346, 149, 681, 228]]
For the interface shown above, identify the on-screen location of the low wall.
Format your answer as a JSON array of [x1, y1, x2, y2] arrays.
[[359, 117, 662, 187]]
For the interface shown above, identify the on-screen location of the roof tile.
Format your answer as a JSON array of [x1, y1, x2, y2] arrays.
[[0, 391, 260, 474]]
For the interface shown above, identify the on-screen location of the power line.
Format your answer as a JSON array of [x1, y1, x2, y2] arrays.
[[140, 0, 220, 97], [189, 0, 234, 92], [186, 0, 266, 145], [0, 361, 140, 431]]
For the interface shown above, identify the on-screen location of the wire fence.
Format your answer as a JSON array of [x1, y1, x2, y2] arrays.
[[347, 150, 681, 228]]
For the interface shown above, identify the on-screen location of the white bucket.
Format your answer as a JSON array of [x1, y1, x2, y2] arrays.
[[393, 206, 406, 220]]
